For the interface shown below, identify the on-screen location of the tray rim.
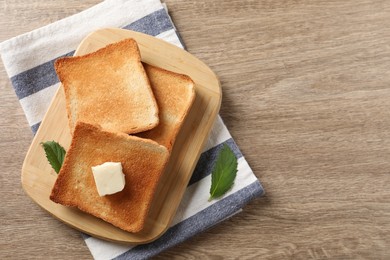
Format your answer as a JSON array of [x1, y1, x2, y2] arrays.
[[21, 28, 222, 244]]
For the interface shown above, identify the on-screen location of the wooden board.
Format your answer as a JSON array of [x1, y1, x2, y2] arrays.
[[21, 28, 221, 244]]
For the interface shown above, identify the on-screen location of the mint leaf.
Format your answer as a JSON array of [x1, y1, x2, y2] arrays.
[[209, 144, 238, 201], [41, 141, 66, 174]]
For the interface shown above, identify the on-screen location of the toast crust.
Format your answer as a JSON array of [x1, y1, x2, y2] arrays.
[[136, 64, 195, 151], [50, 122, 169, 233], [54, 38, 159, 134]]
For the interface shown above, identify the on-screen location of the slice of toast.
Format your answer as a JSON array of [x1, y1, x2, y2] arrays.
[[54, 38, 159, 134], [50, 122, 169, 233], [136, 64, 195, 151]]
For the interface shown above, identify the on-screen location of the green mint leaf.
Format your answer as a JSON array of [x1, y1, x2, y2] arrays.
[[209, 144, 238, 201], [40, 141, 66, 174]]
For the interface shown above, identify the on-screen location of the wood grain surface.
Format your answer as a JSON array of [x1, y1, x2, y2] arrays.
[[1, 0, 389, 259]]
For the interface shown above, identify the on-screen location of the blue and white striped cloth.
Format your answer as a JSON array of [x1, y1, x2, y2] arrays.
[[0, 0, 264, 259]]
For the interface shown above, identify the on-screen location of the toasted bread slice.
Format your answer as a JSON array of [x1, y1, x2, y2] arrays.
[[50, 122, 169, 233], [136, 64, 195, 151], [54, 38, 159, 134]]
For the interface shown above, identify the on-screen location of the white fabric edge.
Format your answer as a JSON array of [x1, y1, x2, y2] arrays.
[[172, 157, 258, 225], [155, 29, 183, 49], [202, 116, 232, 152], [85, 210, 244, 260], [85, 157, 256, 259], [85, 238, 134, 260], [19, 83, 59, 126], [0, 0, 163, 77]]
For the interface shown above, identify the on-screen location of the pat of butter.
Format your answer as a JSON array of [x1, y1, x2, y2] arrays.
[[91, 162, 125, 197]]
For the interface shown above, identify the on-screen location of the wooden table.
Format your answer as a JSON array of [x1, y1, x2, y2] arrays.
[[1, 1, 389, 259]]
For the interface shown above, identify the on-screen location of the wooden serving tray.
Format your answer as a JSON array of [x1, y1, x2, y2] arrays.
[[21, 28, 221, 244]]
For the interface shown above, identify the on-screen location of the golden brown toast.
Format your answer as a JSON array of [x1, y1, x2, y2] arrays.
[[50, 122, 169, 233], [136, 64, 195, 151], [54, 38, 159, 134]]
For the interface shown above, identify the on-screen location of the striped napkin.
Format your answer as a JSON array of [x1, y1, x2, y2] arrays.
[[0, 0, 264, 259]]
